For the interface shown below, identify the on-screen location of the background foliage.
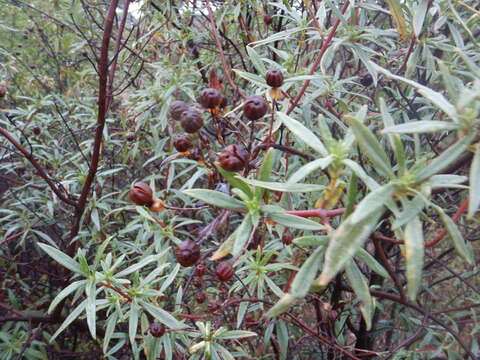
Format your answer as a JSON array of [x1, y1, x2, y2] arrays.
[[0, 0, 479, 359]]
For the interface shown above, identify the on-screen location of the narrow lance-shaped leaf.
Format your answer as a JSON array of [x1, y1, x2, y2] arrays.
[[50, 300, 87, 342], [350, 183, 395, 224], [385, 0, 409, 40], [287, 156, 333, 184], [38, 243, 84, 275], [404, 216, 424, 301], [268, 212, 325, 231], [277, 112, 328, 157], [238, 177, 325, 193], [232, 214, 253, 256], [350, 116, 394, 178], [468, 145, 480, 218], [433, 205, 474, 265], [345, 260, 374, 330], [48, 280, 85, 314], [255, 147, 277, 199], [182, 189, 248, 211], [139, 300, 187, 329], [415, 133, 474, 183], [356, 248, 389, 278], [379, 98, 405, 174], [383, 120, 461, 134], [318, 208, 383, 286], [216, 163, 253, 199]]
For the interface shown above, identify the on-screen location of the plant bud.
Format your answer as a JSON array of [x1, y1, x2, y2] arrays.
[[193, 276, 203, 288], [266, 69, 284, 88], [219, 144, 249, 172], [196, 292, 207, 304], [149, 322, 165, 337], [216, 261, 234, 282], [199, 88, 222, 109], [243, 95, 268, 121], [359, 73, 373, 87], [175, 240, 200, 267], [129, 182, 154, 206], [149, 199, 164, 212], [170, 100, 189, 121], [180, 109, 203, 133], [263, 14, 273, 25], [281, 229, 293, 245], [33, 126, 41, 135], [194, 264, 206, 276], [173, 134, 192, 152]]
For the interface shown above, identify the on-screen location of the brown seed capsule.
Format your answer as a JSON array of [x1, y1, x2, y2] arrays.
[[175, 240, 200, 267], [126, 133, 136, 142], [32, 126, 41, 135], [149, 199, 164, 213], [173, 134, 192, 152], [243, 95, 268, 121], [263, 14, 273, 25], [219, 144, 249, 172], [281, 229, 294, 245], [359, 73, 373, 87], [187, 147, 203, 161], [180, 109, 203, 133], [266, 69, 284, 88], [216, 261, 234, 282], [129, 182, 154, 207], [170, 100, 190, 121], [194, 264, 207, 277], [199, 88, 222, 109], [192, 276, 203, 288], [195, 292, 207, 304], [149, 322, 166, 338]]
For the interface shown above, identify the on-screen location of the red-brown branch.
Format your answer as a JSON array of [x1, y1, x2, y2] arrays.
[[286, 208, 346, 218]]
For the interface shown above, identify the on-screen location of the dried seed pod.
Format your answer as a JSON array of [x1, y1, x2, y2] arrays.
[[173, 134, 192, 152], [359, 73, 373, 87], [170, 100, 189, 121], [149, 322, 166, 338], [32, 126, 41, 135], [199, 88, 222, 109], [219, 144, 249, 172], [192, 276, 203, 288], [180, 109, 203, 133], [216, 261, 234, 282], [243, 95, 268, 121], [194, 264, 207, 277], [266, 69, 284, 88], [195, 292, 207, 304], [175, 240, 200, 267], [263, 14, 273, 25], [149, 199, 164, 213], [281, 229, 294, 245], [129, 182, 154, 207]]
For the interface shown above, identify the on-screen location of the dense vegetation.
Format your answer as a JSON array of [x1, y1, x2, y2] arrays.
[[0, 0, 479, 359]]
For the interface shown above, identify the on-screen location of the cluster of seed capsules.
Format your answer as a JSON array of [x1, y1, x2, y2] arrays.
[[129, 69, 285, 284]]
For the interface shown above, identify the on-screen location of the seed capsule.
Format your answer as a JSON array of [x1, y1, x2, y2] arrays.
[[219, 144, 249, 172], [359, 73, 373, 87], [263, 14, 273, 25], [216, 261, 234, 282], [200, 88, 222, 109], [173, 134, 192, 152], [196, 292, 207, 304], [129, 182, 154, 207], [149, 323, 165, 338], [194, 264, 207, 277], [175, 240, 200, 267], [266, 69, 284, 88], [281, 229, 294, 245], [243, 95, 268, 121], [180, 109, 203, 133], [170, 100, 189, 121]]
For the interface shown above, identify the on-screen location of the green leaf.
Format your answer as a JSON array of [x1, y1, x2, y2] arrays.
[[345, 260, 374, 330], [255, 148, 277, 199], [129, 301, 139, 347], [103, 312, 118, 353], [385, 0, 409, 40], [404, 216, 424, 301], [233, 215, 254, 256], [287, 156, 333, 184], [38, 243, 84, 275], [412, 0, 428, 37], [382, 121, 461, 134], [140, 301, 187, 329], [238, 177, 325, 193], [116, 253, 165, 278], [50, 300, 87, 342], [246, 46, 267, 75], [216, 163, 253, 199], [182, 189, 248, 211], [268, 212, 325, 231], [379, 98, 405, 174], [415, 134, 474, 183], [350, 184, 395, 224], [392, 196, 425, 230], [216, 330, 257, 340], [277, 112, 328, 157], [350, 116, 394, 178], [290, 246, 324, 299], [85, 279, 97, 339], [469, 145, 480, 218], [318, 208, 383, 286], [434, 206, 474, 265], [356, 248, 388, 278], [48, 280, 86, 314], [342, 159, 380, 191], [293, 235, 329, 247]]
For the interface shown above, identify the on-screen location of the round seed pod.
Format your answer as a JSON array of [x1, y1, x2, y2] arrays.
[[359, 73, 373, 87], [192, 276, 203, 288], [129, 182, 154, 207], [199, 88, 222, 109], [194, 264, 207, 277], [263, 14, 273, 25], [173, 134, 192, 152], [33, 126, 41, 135], [266, 69, 284, 88], [175, 240, 200, 267], [180, 109, 203, 133], [281, 229, 294, 245], [149, 323, 166, 338], [216, 261, 234, 282], [170, 100, 189, 121], [219, 144, 249, 172], [243, 95, 268, 121]]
